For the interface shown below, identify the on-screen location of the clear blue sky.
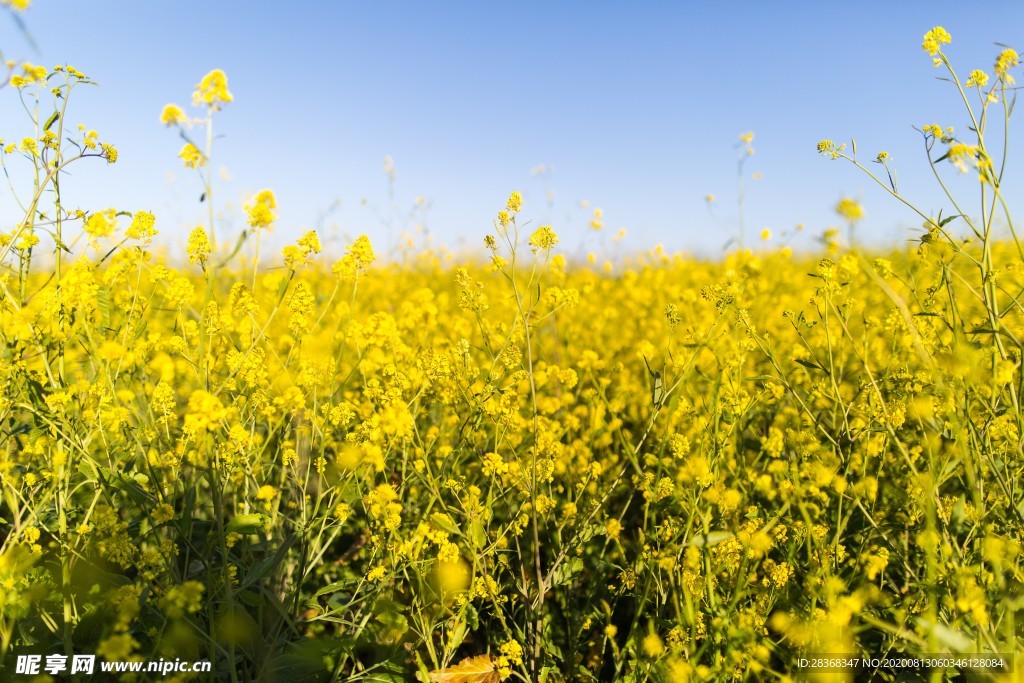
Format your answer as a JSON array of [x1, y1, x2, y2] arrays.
[[2, 1, 1022, 258]]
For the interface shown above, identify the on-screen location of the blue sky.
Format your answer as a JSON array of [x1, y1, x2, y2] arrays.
[[1, 1, 1022, 259]]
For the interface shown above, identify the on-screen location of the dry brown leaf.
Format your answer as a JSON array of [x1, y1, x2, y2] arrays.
[[427, 654, 500, 683]]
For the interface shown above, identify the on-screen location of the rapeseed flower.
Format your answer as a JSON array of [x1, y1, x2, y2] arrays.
[[193, 69, 233, 108]]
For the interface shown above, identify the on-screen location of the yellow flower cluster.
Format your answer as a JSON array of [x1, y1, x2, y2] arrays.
[[159, 104, 187, 126], [922, 26, 951, 57], [192, 68, 233, 109], [331, 233, 375, 280], [1, 27, 1021, 683], [186, 225, 212, 266], [834, 197, 863, 223], [282, 230, 322, 270], [528, 225, 559, 251], [179, 142, 204, 168], [8, 63, 46, 88], [245, 189, 277, 229]]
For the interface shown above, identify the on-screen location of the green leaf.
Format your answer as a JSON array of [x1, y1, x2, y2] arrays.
[[464, 603, 479, 630], [76, 459, 99, 484], [226, 513, 265, 534], [266, 638, 342, 679], [468, 519, 486, 550], [447, 619, 469, 653], [569, 663, 598, 679], [431, 512, 461, 536], [107, 472, 153, 505], [96, 286, 111, 328], [688, 531, 734, 547], [315, 580, 354, 598], [238, 555, 277, 589], [27, 424, 47, 444], [794, 358, 829, 375], [571, 524, 601, 547], [374, 604, 409, 641], [239, 536, 293, 589], [237, 589, 265, 607], [550, 556, 583, 587]]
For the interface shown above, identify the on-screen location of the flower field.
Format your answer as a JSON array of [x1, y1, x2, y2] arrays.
[[1, 12, 1023, 683]]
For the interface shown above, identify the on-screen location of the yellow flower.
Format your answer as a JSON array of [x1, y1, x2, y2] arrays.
[[835, 197, 864, 223], [506, 191, 522, 213], [496, 640, 524, 678], [605, 518, 622, 539], [126, 210, 157, 242], [282, 231, 322, 270], [332, 234, 375, 280], [160, 104, 187, 126], [816, 139, 845, 159], [947, 143, 979, 173], [97, 634, 139, 661], [187, 226, 212, 266], [642, 633, 665, 657], [298, 230, 321, 254], [995, 48, 1019, 82], [922, 26, 951, 57], [193, 68, 233, 108], [1, 0, 31, 11], [152, 382, 176, 419], [101, 143, 118, 164], [159, 581, 205, 619], [965, 69, 989, 88], [10, 62, 46, 87], [152, 504, 175, 525], [245, 189, 277, 229], [863, 548, 890, 580], [256, 485, 277, 501], [84, 209, 117, 239], [179, 142, 205, 169], [528, 225, 559, 251]]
